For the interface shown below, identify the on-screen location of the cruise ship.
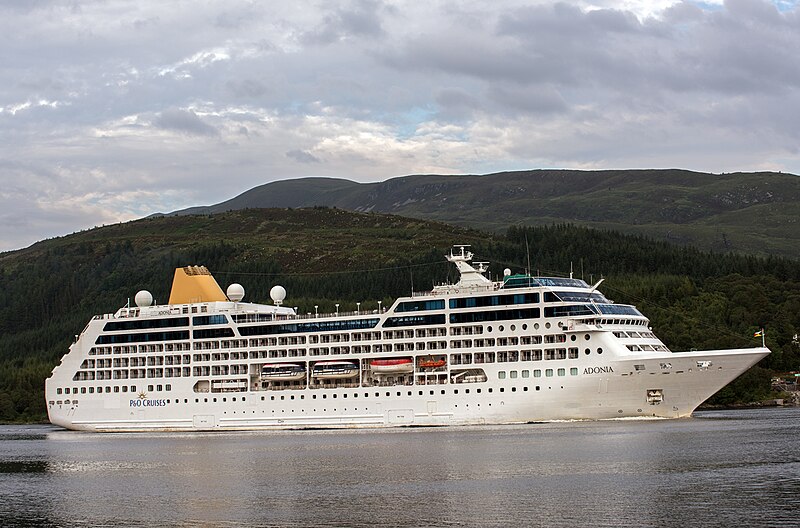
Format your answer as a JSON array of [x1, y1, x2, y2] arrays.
[[46, 246, 769, 432]]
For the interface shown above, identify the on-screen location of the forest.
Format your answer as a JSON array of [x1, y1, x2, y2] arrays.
[[1, 208, 798, 422]]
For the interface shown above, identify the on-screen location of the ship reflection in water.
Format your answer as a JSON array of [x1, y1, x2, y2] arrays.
[[1, 408, 799, 527]]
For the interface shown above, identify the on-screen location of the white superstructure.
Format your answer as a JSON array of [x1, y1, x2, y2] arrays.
[[46, 246, 769, 432]]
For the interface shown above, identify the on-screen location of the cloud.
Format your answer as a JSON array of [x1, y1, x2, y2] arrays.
[[286, 149, 322, 163], [154, 108, 219, 136], [0, 0, 799, 252]]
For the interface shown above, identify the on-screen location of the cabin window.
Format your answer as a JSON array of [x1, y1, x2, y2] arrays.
[[498, 371, 506, 379], [570, 368, 578, 376], [545, 369, 553, 377], [558, 368, 565, 376]]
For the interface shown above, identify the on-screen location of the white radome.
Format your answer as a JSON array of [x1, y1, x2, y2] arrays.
[[504, 268, 512, 277], [270, 285, 287, 305], [134, 290, 153, 307], [227, 283, 245, 302]]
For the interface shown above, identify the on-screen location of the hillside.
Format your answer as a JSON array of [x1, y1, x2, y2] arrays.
[[2, 207, 800, 422], [168, 169, 800, 259]]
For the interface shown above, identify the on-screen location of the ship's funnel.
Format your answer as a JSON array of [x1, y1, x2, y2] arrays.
[[168, 266, 227, 304]]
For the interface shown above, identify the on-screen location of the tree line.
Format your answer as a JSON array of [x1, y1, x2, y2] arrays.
[[0, 214, 797, 422]]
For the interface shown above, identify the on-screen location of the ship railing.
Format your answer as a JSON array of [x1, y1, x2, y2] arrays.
[[291, 309, 382, 320]]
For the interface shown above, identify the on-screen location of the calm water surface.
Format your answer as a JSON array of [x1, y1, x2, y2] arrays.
[[1, 408, 799, 527]]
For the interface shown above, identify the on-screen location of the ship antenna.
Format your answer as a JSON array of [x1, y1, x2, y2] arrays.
[[410, 268, 414, 296], [570, 261, 573, 279], [525, 233, 532, 276]]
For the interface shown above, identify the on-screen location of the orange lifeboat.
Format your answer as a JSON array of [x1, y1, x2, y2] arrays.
[[418, 358, 446, 369]]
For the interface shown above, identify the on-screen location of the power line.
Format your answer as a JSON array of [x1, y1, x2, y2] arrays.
[[211, 260, 448, 278]]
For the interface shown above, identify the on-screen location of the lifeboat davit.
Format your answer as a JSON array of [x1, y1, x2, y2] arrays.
[[261, 363, 306, 381], [370, 358, 414, 374], [311, 360, 359, 379]]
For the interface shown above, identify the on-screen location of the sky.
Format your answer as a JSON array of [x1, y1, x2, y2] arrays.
[[1, 0, 799, 252]]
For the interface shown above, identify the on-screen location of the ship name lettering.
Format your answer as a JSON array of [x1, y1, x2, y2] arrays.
[[129, 399, 167, 407], [583, 366, 614, 374]]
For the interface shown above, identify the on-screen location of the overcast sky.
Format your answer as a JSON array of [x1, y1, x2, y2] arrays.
[[1, 0, 799, 252]]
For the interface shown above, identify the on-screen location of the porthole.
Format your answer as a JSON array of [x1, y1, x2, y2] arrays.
[[499, 325, 504, 331], [487, 326, 493, 332], [585, 348, 591, 355], [571, 335, 577, 341], [545, 322, 551, 329], [597, 348, 603, 354], [510, 325, 516, 331], [522, 324, 527, 330], [584, 334, 590, 341], [534, 323, 540, 329]]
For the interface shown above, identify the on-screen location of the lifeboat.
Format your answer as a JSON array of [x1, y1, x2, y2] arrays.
[[418, 358, 446, 369], [261, 363, 306, 381], [370, 358, 414, 374], [311, 361, 359, 379]]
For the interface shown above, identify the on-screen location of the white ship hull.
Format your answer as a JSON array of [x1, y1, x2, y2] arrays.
[[47, 344, 768, 432], [45, 251, 770, 432]]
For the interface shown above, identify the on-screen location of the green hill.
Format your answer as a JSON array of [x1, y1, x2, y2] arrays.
[[1, 207, 799, 422], [169, 169, 800, 259]]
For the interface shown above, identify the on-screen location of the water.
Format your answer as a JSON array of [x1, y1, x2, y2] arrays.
[[2, 408, 799, 527]]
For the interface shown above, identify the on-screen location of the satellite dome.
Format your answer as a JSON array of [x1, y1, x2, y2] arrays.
[[270, 285, 287, 306], [135, 290, 153, 307], [227, 283, 245, 302], [504, 268, 512, 277]]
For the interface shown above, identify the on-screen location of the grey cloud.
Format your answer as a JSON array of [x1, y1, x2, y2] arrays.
[[301, 0, 387, 45], [486, 84, 568, 116], [226, 79, 270, 99], [154, 108, 218, 136], [286, 149, 321, 163]]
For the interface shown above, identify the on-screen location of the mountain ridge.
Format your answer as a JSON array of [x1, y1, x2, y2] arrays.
[[164, 169, 800, 259]]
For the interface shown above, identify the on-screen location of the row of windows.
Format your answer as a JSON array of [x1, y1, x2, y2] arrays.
[[449, 293, 539, 309], [238, 318, 380, 336], [56, 384, 172, 395], [56, 382, 557, 402], [449, 347, 586, 365], [90, 343, 192, 356], [103, 318, 189, 332], [450, 308, 539, 324], [384, 314, 447, 328], [194, 315, 228, 326], [74, 346, 604, 382], [92, 318, 625, 355], [194, 328, 235, 339], [498, 368, 578, 378], [73, 368, 191, 381], [80, 355, 190, 369], [395, 299, 445, 312], [627, 344, 670, 352], [614, 330, 657, 339], [96, 330, 190, 345]]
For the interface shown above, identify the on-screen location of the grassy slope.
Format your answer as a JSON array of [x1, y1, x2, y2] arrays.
[[173, 169, 800, 258]]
